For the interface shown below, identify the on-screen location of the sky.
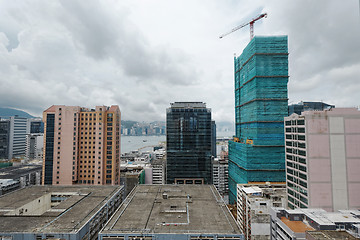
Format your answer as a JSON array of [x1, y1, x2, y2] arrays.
[[0, 0, 359, 123]]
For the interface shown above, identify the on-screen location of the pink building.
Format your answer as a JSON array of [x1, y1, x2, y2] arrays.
[[42, 105, 121, 186], [284, 108, 360, 211]]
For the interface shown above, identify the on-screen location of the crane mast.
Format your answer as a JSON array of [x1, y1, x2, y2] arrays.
[[219, 13, 267, 40]]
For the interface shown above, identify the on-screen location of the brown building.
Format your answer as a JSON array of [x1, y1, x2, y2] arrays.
[[42, 105, 121, 185]]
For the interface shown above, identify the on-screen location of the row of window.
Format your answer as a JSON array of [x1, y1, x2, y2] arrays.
[[285, 127, 305, 133], [285, 119, 305, 126]]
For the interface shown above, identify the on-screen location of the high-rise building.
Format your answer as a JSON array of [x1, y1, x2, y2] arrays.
[[288, 101, 335, 115], [8, 116, 28, 160], [211, 120, 216, 157], [27, 118, 44, 133], [166, 102, 212, 184], [0, 118, 10, 160], [284, 108, 360, 211], [25, 133, 44, 160], [213, 157, 229, 196], [228, 36, 289, 203], [42, 105, 121, 185]]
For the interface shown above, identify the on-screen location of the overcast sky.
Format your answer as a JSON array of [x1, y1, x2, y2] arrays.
[[0, 0, 359, 122]]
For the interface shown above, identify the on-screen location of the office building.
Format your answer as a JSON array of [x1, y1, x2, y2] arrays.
[[42, 105, 121, 185], [237, 183, 287, 240], [27, 118, 44, 133], [284, 108, 360, 211], [213, 157, 229, 196], [0, 117, 44, 161], [229, 36, 289, 203], [25, 133, 44, 160], [8, 116, 28, 160], [270, 208, 360, 240], [166, 102, 212, 184], [99, 185, 243, 240], [0, 118, 10, 160], [288, 101, 335, 115], [212, 120, 216, 157], [151, 158, 166, 184], [0, 185, 123, 240]]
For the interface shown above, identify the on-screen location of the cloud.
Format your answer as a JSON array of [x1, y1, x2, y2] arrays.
[[0, 0, 359, 125]]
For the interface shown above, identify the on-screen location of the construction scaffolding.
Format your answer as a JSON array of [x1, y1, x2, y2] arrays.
[[229, 36, 288, 203]]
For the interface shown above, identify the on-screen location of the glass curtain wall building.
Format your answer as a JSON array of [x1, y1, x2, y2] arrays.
[[166, 102, 212, 184]]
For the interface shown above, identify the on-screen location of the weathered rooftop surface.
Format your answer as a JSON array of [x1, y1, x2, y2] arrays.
[[0, 164, 42, 180], [0, 185, 121, 233], [101, 184, 241, 235]]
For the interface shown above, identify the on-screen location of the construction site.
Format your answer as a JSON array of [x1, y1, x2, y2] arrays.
[[228, 34, 289, 203]]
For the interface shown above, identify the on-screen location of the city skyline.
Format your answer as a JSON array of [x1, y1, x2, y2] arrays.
[[0, 1, 359, 123]]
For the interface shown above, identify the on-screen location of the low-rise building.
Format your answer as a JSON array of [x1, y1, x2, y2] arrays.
[[0, 185, 123, 240], [0, 164, 42, 195], [237, 183, 287, 240], [270, 208, 360, 240], [99, 185, 243, 240]]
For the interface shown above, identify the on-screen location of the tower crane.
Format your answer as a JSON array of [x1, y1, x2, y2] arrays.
[[219, 13, 267, 40]]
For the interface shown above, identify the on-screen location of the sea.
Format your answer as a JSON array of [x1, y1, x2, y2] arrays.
[[121, 131, 233, 154]]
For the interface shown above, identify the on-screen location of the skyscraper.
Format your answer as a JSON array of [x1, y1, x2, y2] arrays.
[[8, 116, 28, 160], [166, 102, 212, 184], [228, 36, 289, 203], [0, 118, 10, 160], [284, 108, 360, 211], [42, 105, 121, 185]]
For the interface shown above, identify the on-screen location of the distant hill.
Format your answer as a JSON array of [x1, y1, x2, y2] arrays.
[[121, 120, 138, 129], [0, 107, 35, 118]]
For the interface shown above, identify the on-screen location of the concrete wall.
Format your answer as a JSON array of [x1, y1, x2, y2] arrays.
[[305, 108, 360, 211]]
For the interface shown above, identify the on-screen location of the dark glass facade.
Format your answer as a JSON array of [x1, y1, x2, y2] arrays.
[[166, 102, 212, 184], [0, 120, 10, 159], [44, 114, 54, 184], [30, 121, 44, 133], [288, 102, 335, 115]]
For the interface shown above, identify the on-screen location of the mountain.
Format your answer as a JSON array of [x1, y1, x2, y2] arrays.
[[0, 107, 35, 118]]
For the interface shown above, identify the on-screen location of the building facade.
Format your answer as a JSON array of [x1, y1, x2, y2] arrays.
[[229, 36, 289, 203], [288, 101, 335, 116], [42, 105, 121, 185], [166, 102, 212, 184], [213, 157, 229, 196], [8, 116, 28, 160], [25, 133, 44, 160], [284, 108, 360, 211], [237, 183, 287, 240], [0, 119, 10, 160]]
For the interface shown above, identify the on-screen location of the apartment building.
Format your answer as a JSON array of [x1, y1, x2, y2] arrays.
[[42, 105, 121, 185]]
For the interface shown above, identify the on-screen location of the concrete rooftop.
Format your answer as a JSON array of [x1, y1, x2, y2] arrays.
[[0, 185, 121, 233], [101, 185, 241, 235]]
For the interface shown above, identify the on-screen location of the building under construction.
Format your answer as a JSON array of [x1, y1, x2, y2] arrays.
[[228, 36, 289, 203]]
